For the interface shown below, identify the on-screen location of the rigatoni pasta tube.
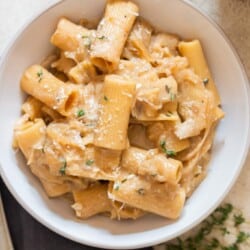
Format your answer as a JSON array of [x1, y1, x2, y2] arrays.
[[109, 175, 186, 219], [146, 121, 190, 153], [122, 147, 183, 184], [21, 65, 79, 116], [110, 200, 145, 220], [124, 19, 153, 61], [21, 97, 43, 120], [40, 180, 70, 197], [121, 147, 147, 172], [90, 0, 138, 72], [142, 155, 182, 184], [94, 75, 136, 150], [68, 60, 96, 84], [72, 184, 111, 219], [178, 40, 221, 105], [14, 119, 46, 161], [50, 18, 89, 51]]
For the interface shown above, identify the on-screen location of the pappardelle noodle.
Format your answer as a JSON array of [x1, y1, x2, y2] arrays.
[[13, 0, 224, 220]]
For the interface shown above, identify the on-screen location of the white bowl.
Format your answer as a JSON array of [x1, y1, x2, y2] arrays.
[[0, 0, 249, 249]]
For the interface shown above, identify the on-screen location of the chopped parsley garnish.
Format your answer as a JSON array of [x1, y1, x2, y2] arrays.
[[165, 85, 176, 101], [207, 238, 220, 249], [166, 150, 176, 157], [164, 203, 249, 250], [37, 69, 43, 82], [234, 214, 245, 226], [165, 85, 170, 93], [98, 35, 106, 40], [170, 93, 176, 101], [59, 159, 67, 175], [85, 159, 94, 166], [137, 188, 145, 195], [82, 35, 91, 48], [224, 245, 238, 250], [212, 203, 233, 225], [104, 95, 109, 101], [77, 109, 85, 117], [236, 231, 250, 244], [203, 78, 209, 85], [114, 182, 120, 191], [160, 140, 166, 149], [160, 140, 176, 157], [121, 178, 127, 183], [166, 111, 173, 117], [220, 227, 230, 235]]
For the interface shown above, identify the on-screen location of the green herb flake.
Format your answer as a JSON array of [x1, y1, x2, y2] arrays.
[[165, 85, 170, 93], [212, 203, 233, 225], [160, 140, 166, 149], [59, 159, 67, 175], [98, 35, 106, 40], [165, 203, 250, 250], [166, 149, 176, 157], [170, 93, 176, 101], [85, 159, 94, 166], [176, 238, 185, 248], [234, 214, 245, 226], [77, 109, 85, 117], [224, 245, 238, 250], [160, 140, 167, 154], [121, 178, 127, 183], [166, 111, 173, 117], [37, 69, 43, 82], [160, 140, 176, 157], [82, 35, 91, 48], [137, 188, 145, 195], [114, 182, 120, 191], [236, 231, 250, 244], [220, 226, 230, 235], [104, 95, 109, 101], [205, 238, 220, 249], [203, 78, 209, 85]]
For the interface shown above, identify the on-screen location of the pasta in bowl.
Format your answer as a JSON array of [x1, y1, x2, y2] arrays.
[[0, 0, 249, 248], [13, 0, 224, 221]]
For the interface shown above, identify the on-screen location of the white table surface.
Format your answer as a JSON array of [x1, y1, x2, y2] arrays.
[[0, 0, 250, 248]]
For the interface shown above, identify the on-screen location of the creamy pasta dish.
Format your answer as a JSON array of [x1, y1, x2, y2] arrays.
[[13, 0, 224, 220]]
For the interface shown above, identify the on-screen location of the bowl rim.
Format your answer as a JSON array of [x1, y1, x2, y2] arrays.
[[0, 0, 250, 249]]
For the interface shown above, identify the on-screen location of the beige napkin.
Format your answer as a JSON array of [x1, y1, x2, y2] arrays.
[[0, 193, 13, 250]]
